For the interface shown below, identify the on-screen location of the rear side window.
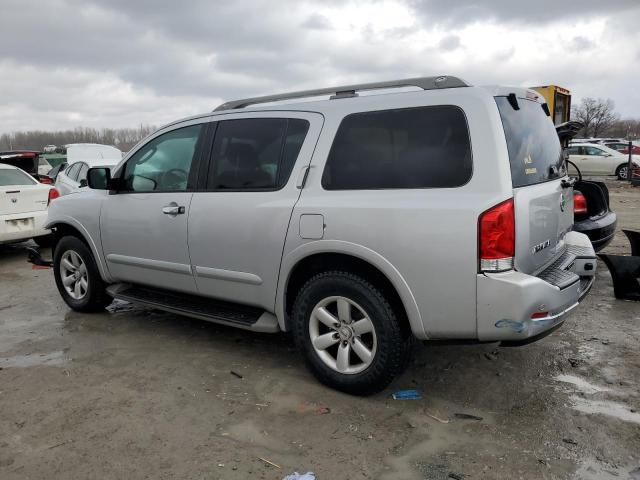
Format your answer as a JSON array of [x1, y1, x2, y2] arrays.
[[0, 168, 37, 186], [322, 106, 472, 190], [495, 96, 564, 187], [208, 118, 309, 190]]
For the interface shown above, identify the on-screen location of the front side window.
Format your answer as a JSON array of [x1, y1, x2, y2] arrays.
[[66, 163, 82, 181], [123, 124, 203, 192], [584, 146, 605, 156], [322, 106, 472, 190], [77, 163, 89, 182], [208, 118, 309, 190]]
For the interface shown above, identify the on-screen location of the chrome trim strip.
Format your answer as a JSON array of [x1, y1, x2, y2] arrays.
[[194, 266, 263, 285]]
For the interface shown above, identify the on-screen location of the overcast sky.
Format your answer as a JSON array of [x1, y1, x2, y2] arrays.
[[2, 0, 639, 132]]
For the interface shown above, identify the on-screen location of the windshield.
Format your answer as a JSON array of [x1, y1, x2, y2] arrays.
[[0, 168, 37, 186], [495, 96, 564, 188]]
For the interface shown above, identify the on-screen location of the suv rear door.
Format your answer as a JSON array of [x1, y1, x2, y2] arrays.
[[188, 112, 323, 310], [495, 95, 573, 274]]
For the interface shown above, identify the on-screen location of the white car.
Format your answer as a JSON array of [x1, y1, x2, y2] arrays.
[[56, 160, 120, 195], [56, 144, 123, 195], [0, 164, 58, 246], [567, 142, 639, 180]]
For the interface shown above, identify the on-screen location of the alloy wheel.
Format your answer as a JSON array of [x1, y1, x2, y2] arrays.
[[60, 250, 88, 300], [309, 296, 377, 374]]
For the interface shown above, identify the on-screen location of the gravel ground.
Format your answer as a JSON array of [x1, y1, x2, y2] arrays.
[[1, 180, 639, 480]]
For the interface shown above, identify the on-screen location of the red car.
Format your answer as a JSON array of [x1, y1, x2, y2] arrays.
[[604, 141, 640, 155]]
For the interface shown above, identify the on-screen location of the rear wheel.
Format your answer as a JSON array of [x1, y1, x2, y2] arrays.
[[53, 236, 111, 312], [616, 164, 629, 180], [292, 271, 411, 395]]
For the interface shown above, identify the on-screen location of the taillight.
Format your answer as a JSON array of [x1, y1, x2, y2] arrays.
[[48, 188, 60, 206], [39, 176, 53, 185], [478, 198, 515, 272], [573, 192, 588, 216]]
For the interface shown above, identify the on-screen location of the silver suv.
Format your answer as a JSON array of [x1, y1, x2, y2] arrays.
[[46, 76, 596, 395]]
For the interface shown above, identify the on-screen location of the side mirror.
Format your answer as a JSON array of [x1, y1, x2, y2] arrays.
[[87, 167, 111, 190], [79, 178, 88, 188]]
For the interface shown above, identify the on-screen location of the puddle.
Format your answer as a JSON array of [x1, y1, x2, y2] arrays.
[[569, 396, 640, 425], [0, 350, 66, 368], [555, 374, 610, 394]]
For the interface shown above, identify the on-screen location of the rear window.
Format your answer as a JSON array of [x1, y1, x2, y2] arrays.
[[0, 168, 37, 186], [495, 96, 564, 188], [322, 106, 472, 190]]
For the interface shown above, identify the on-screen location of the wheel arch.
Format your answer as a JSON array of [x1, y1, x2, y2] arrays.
[[48, 219, 111, 282], [277, 241, 425, 339]]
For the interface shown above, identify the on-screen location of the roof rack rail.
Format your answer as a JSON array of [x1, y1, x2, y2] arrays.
[[213, 75, 470, 111]]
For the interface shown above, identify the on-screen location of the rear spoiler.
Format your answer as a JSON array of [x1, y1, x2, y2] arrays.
[[555, 120, 584, 145]]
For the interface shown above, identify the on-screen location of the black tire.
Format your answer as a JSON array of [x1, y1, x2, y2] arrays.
[[53, 235, 112, 312], [33, 234, 54, 248], [292, 271, 411, 395], [616, 164, 628, 180]]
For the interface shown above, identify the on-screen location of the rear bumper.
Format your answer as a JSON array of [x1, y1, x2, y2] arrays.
[[0, 210, 49, 244], [476, 231, 595, 343], [573, 211, 617, 252]]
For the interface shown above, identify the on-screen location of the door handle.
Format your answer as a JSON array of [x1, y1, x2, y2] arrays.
[[162, 203, 185, 215]]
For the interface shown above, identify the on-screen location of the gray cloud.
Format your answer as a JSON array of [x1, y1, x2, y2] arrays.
[[568, 36, 595, 51], [438, 35, 461, 51], [407, 0, 639, 26], [0, 0, 639, 132], [301, 13, 333, 30]]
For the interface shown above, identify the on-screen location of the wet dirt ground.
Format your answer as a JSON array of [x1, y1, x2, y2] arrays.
[[1, 180, 639, 480]]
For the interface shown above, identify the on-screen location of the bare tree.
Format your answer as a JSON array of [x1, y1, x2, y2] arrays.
[[0, 125, 156, 153], [573, 97, 619, 138]]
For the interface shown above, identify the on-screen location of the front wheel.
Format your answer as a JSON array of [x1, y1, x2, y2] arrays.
[[292, 271, 411, 395], [616, 164, 629, 180], [53, 236, 112, 312]]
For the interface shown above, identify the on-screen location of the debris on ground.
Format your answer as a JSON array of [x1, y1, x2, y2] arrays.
[[259, 457, 281, 469], [483, 351, 499, 361], [568, 358, 580, 368], [282, 472, 316, 480], [448, 473, 464, 480], [425, 412, 450, 424], [230, 370, 243, 379], [453, 413, 483, 421], [562, 438, 578, 446], [392, 389, 422, 400], [295, 403, 331, 415]]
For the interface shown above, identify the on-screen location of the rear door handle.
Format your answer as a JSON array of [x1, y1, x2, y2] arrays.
[[162, 202, 185, 215]]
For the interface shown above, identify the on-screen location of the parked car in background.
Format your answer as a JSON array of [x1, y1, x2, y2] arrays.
[[567, 143, 639, 180], [38, 156, 52, 176], [55, 144, 123, 196], [603, 141, 640, 155], [0, 150, 53, 184], [0, 164, 59, 247], [56, 158, 120, 195], [46, 77, 597, 394], [43, 145, 57, 153]]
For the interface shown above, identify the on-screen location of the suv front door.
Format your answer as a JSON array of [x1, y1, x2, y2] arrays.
[[188, 112, 322, 310], [100, 120, 208, 293]]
